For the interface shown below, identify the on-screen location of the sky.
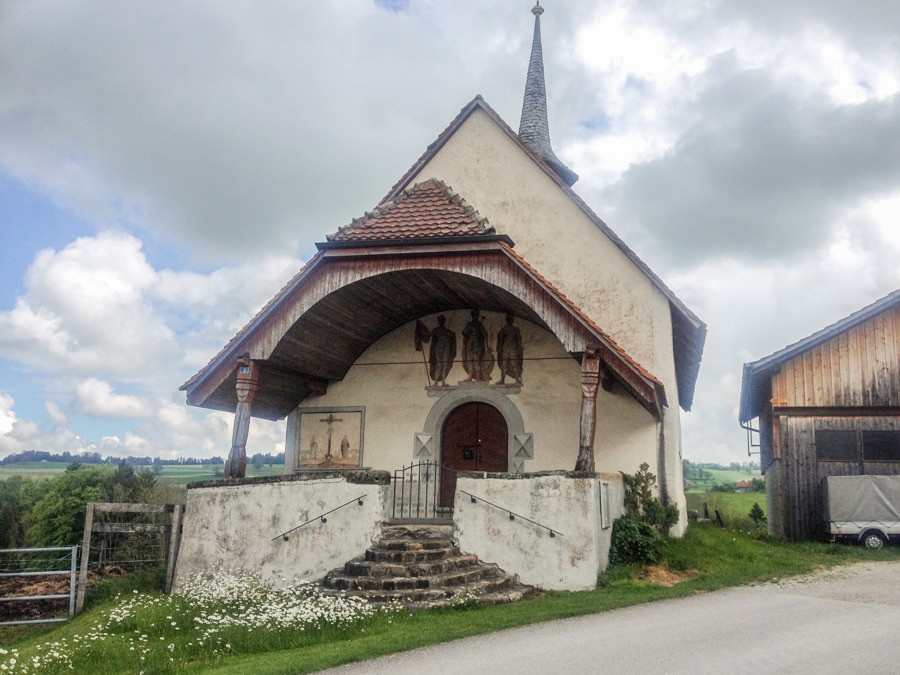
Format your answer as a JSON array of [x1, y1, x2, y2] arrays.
[[1, 0, 899, 465]]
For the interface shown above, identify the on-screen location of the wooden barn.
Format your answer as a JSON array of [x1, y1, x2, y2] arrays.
[[739, 289, 900, 541]]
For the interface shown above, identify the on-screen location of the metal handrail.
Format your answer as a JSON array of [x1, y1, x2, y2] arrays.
[[273, 494, 367, 541], [460, 490, 563, 538]]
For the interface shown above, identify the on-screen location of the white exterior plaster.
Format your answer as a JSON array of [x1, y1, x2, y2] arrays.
[[411, 109, 662, 373], [287, 311, 658, 480], [454, 473, 625, 590], [407, 107, 687, 528], [172, 476, 387, 592]]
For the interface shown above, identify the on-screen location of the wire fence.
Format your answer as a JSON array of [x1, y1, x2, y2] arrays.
[[76, 503, 183, 612]]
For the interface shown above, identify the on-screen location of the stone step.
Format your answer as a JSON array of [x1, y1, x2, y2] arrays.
[[322, 573, 520, 605], [345, 553, 479, 578], [380, 523, 454, 540], [377, 538, 454, 551], [365, 545, 460, 564], [318, 521, 536, 609], [325, 559, 505, 592]]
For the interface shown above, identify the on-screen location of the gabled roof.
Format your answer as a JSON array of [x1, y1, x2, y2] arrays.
[[327, 178, 494, 243], [181, 239, 666, 420], [739, 288, 900, 422], [382, 95, 706, 411]]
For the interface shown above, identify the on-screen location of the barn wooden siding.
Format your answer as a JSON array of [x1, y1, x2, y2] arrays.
[[763, 306, 900, 540], [770, 306, 900, 408], [774, 415, 899, 540]]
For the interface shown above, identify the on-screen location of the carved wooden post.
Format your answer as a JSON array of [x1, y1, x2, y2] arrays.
[[575, 347, 601, 472], [225, 354, 258, 479]]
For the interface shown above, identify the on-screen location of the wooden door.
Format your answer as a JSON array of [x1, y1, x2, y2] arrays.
[[440, 402, 508, 507]]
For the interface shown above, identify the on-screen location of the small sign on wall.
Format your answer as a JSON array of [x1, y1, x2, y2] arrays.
[[297, 407, 365, 469]]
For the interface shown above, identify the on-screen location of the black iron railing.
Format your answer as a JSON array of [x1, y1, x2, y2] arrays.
[[460, 490, 563, 538], [392, 460, 442, 519], [273, 494, 368, 542]]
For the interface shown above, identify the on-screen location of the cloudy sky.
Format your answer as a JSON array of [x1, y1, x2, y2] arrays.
[[1, 0, 898, 465]]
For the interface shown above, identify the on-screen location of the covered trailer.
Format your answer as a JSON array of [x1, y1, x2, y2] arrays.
[[823, 475, 900, 549]]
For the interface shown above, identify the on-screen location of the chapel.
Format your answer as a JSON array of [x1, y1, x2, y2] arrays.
[[180, 3, 706, 550]]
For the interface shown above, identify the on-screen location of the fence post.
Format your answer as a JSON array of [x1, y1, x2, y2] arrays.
[[75, 503, 94, 614], [68, 544, 78, 618], [165, 505, 183, 593]]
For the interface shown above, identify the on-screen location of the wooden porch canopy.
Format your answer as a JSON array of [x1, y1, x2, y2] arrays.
[[181, 238, 666, 420]]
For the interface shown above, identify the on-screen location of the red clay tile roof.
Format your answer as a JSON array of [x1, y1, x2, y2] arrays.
[[327, 178, 494, 242]]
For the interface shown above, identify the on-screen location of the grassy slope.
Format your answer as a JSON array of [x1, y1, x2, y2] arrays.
[[4, 525, 896, 674]]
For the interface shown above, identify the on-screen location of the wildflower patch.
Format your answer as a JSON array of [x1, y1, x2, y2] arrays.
[[0, 571, 398, 674]]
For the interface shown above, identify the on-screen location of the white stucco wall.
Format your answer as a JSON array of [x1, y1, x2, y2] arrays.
[[406, 107, 687, 522], [454, 472, 625, 591], [287, 311, 659, 481], [411, 108, 663, 374], [171, 475, 387, 591]]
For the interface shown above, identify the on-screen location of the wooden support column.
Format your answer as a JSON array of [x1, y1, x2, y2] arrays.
[[575, 347, 601, 472], [225, 354, 259, 479]]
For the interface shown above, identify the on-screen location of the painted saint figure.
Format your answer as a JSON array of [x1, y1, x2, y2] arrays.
[[340, 435, 350, 460], [462, 309, 489, 381], [497, 314, 524, 384], [428, 315, 456, 386]]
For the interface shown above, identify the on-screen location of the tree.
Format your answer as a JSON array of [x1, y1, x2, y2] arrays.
[[610, 463, 680, 565], [621, 463, 679, 534], [28, 464, 110, 546], [0, 476, 48, 548]]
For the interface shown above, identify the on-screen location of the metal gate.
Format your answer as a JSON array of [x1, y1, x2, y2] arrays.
[[391, 460, 450, 520], [0, 546, 78, 625]]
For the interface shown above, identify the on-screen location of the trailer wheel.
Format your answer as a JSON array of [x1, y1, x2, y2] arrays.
[[862, 531, 886, 549]]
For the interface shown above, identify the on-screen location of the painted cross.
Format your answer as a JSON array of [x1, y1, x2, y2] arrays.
[[319, 413, 344, 460]]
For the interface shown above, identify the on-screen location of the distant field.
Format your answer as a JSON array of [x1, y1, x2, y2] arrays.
[[0, 461, 71, 478], [706, 468, 761, 483], [686, 491, 766, 527], [0, 461, 285, 484], [687, 468, 762, 490]]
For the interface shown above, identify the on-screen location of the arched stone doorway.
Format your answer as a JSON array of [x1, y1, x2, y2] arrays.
[[440, 401, 509, 506]]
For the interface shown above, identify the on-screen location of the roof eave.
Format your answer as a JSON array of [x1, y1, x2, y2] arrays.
[[316, 234, 515, 251]]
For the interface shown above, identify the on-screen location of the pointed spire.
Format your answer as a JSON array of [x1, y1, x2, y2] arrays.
[[518, 2, 578, 186]]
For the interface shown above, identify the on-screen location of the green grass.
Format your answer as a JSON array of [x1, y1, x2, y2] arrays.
[[705, 468, 760, 484], [3, 524, 896, 674], [0, 461, 72, 479], [686, 491, 766, 528], [0, 462, 285, 484]]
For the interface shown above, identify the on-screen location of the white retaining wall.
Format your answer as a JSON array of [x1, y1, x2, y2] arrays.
[[171, 474, 388, 591], [454, 472, 625, 591]]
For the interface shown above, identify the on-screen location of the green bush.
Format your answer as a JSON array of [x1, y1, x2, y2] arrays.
[[621, 462, 679, 534], [610, 463, 680, 566], [609, 516, 666, 565], [749, 502, 767, 526]]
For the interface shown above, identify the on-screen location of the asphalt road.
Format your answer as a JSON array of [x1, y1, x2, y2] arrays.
[[322, 561, 900, 675]]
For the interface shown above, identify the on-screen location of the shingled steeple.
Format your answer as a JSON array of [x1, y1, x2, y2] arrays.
[[518, 2, 578, 187]]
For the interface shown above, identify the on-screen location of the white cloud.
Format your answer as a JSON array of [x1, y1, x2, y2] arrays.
[[0, 231, 178, 379], [72, 378, 151, 419], [0, 415, 87, 456], [0, 394, 16, 435], [45, 400, 68, 426]]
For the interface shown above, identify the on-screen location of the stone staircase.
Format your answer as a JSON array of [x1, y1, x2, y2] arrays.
[[321, 522, 536, 609]]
